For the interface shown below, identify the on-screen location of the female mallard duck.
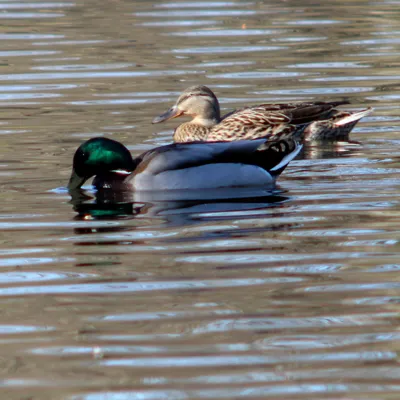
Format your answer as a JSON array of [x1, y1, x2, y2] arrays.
[[68, 137, 301, 192], [152, 85, 373, 143]]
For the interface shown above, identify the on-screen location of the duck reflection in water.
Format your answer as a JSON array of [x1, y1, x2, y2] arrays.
[[70, 186, 290, 230]]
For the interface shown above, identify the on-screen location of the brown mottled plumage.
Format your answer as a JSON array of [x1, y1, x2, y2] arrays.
[[152, 85, 373, 143]]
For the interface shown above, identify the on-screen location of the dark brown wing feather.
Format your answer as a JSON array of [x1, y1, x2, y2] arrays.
[[206, 101, 351, 142], [222, 101, 349, 124]]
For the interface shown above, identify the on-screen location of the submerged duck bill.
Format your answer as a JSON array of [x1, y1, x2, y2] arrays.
[[67, 136, 301, 193], [68, 169, 86, 191], [152, 106, 183, 124]]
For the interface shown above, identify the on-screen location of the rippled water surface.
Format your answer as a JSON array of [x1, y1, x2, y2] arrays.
[[1, 0, 400, 398]]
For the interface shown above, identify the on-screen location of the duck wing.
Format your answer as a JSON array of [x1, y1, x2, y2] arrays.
[[222, 101, 349, 122], [211, 101, 350, 142], [208, 108, 295, 141], [254, 101, 350, 125], [134, 137, 301, 178], [130, 139, 302, 191], [134, 139, 270, 176]]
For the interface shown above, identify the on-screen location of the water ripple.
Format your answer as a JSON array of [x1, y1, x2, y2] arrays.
[[1, 1, 399, 399], [0, 277, 302, 296]]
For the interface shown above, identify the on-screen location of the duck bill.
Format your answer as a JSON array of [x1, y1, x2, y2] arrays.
[[68, 169, 87, 191], [152, 106, 183, 124]]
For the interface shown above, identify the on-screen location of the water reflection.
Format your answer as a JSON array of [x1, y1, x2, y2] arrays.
[[70, 188, 290, 227], [300, 142, 363, 159], [1, 0, 400, 398]]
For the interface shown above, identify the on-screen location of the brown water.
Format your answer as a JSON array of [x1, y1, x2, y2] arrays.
[[1, 0, 400, 399]]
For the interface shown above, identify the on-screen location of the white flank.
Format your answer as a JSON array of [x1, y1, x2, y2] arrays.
[[132, 163, 274, 191]]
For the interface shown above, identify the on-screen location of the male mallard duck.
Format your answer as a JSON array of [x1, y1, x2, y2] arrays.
[[152, 85, 373, 143], [68, 137, 301, 191]]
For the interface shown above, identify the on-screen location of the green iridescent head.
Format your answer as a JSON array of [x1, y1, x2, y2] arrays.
[[68, 137, 135, 190]]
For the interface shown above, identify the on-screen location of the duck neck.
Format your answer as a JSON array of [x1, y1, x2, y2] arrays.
[[191, 114, 220, 127], [190, 96, 221, 127]]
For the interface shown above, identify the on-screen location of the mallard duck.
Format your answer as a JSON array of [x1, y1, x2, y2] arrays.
[[152, 85, 373, 143], [68, 137, 302, 192]]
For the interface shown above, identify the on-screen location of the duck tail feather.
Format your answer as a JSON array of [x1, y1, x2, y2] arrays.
[[334, 107, 374, 127], [270, 141, 302, 174]]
